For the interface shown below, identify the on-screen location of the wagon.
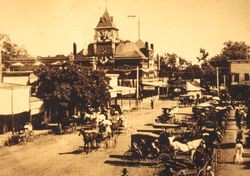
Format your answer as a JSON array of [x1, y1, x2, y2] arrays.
[[123, 132, 160, 165], [155, 107, 174, 123]]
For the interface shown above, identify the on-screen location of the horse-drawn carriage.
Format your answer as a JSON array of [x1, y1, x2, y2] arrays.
[[155, 107, 174, 123], [123, 132, 160, 165], [78, 119, 120, 153], [179, 94, 195, 107]]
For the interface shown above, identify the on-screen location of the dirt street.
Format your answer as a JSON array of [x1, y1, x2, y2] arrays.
[[217, 110, 250, 176], [0, 99, 178, 176]]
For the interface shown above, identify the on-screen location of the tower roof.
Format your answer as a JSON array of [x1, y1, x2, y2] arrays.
[[135, 39, 145, 49], [95, 9, 118, 30]]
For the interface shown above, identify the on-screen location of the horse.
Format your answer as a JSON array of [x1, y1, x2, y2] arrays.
[[78, 128, 98, 153]]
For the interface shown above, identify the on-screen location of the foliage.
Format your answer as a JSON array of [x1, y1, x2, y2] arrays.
[[222, 41, 250, 60], [33, 62, 110, 120], [0, 34, 29, 68]]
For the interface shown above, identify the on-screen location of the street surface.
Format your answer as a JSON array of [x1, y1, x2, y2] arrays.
[[2, 100, 249, 176], [0, 99, 178, 176], [217, 110, 250, 176]]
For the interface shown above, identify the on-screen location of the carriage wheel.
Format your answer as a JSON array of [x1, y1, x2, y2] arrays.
[[156, 153, 171, 165], [153, 163, 165, 176], [123, 149, 141, 166], [176, 169, 186, 176], [193, 150, 207, 169], [197, 169, 206, 176]]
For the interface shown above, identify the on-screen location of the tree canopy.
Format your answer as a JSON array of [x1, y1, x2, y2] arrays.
[[33, 62, 110, 120], [0, 34, 29, 68]]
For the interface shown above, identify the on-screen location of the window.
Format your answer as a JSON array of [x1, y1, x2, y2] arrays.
[[245, 73, 250, 81], [232, 73, 239, 82]]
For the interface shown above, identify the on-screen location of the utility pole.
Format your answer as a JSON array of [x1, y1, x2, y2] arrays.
[[136, 66, 139, 100], [216, 67, 220, 96], [223, 75, 226, 89], [127, 15, 141, 39]]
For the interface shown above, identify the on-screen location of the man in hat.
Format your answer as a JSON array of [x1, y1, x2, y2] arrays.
[[121, 168, 128, 176]]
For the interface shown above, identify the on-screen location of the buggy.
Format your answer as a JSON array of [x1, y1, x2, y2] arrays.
[[123, 132, 160, 165]]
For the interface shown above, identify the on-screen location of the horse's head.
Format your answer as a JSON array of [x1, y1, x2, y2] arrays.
[[79, 128, 85, 135]]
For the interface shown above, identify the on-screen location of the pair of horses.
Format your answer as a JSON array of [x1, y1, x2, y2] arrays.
[[78, 122, 119, 153], [78, 128, 99, 153], [158, 129, 223, 168]]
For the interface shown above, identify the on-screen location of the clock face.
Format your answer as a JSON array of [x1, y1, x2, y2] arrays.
[[99, 30, 110, 41]]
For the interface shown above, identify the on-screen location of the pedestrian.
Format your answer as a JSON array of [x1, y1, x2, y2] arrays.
[[151, 98, 154, 109], [121, 168, 128, 176], [235, 108, 241, 129], [233, 138, 244, 164], [236, 129, 243, 141], [196, 93, 200, 105]]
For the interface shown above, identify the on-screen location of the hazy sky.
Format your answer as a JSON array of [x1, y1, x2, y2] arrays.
[[0, 0, 249, 63]]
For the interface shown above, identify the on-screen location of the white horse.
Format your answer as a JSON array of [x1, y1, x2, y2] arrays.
[[168, 136, 203, 160]]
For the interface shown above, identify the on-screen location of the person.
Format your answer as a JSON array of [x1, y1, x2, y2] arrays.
[[151, 99, 154, 109], [121, 168, 128, 176], [196, 93, 200, 105], [24, 122, 33, 132], [158, 128, 170, 147], [234, 138, 244, 164], [235, 108, 241, 129], [205, 166, 215, 176], [236, 129, 243, 141], [24, 122, 33, 141]]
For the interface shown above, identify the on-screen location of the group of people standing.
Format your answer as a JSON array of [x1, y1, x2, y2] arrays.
[[234, 103, 248, 164]]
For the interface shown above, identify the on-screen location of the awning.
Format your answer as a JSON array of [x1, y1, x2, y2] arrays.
[[110, 86, 136, 95], [51, 61, 62, 66], [186, 81, 205, 91], [11, 62, 24, 67], [142, 81, 166, 87], [30, 97, 44, 115], [33, 61, 45, 66]]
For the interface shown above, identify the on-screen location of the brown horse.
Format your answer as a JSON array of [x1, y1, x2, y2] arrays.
[[79, 128, 98, 153]]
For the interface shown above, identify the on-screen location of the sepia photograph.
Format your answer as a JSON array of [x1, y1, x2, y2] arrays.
[[0, 0, 250, 175]]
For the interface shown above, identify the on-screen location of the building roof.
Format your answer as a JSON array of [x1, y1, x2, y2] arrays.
[[0, 82, 30, 89], [115, 41, 146, 59], [96, 9, 118, 30], [135, 39, 145, 49], [228, 59, 250, 63]]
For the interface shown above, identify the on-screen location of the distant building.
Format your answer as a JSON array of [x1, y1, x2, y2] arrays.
[[230, 59, 250, 86], [229, 59, 250, 100], [74, 9, 161, 98]]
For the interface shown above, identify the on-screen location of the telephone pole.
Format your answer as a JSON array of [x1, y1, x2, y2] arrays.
[[216, 67, 220, 96]]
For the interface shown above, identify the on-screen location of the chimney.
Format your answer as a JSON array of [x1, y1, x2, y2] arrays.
[[145, 42, 149, 49], [150, 43, 154, 50], [73, 43, 77, 55]]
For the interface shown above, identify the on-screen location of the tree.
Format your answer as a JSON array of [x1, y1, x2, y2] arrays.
[[0, 34, 29, 69], [196, 48, 209, 63], [33, 61, 110, 122], [159, 53, 178, 77], [222, 41, 250, 60]]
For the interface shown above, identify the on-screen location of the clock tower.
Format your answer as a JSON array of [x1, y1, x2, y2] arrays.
[[93, 9, 119, 63]]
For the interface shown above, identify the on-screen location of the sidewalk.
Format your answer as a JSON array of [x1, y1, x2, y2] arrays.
[[0, 129, 50, 147], [217, 109, 250, 176]]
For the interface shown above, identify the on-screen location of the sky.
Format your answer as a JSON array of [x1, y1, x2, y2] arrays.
[[0, 0, 249, 63]]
